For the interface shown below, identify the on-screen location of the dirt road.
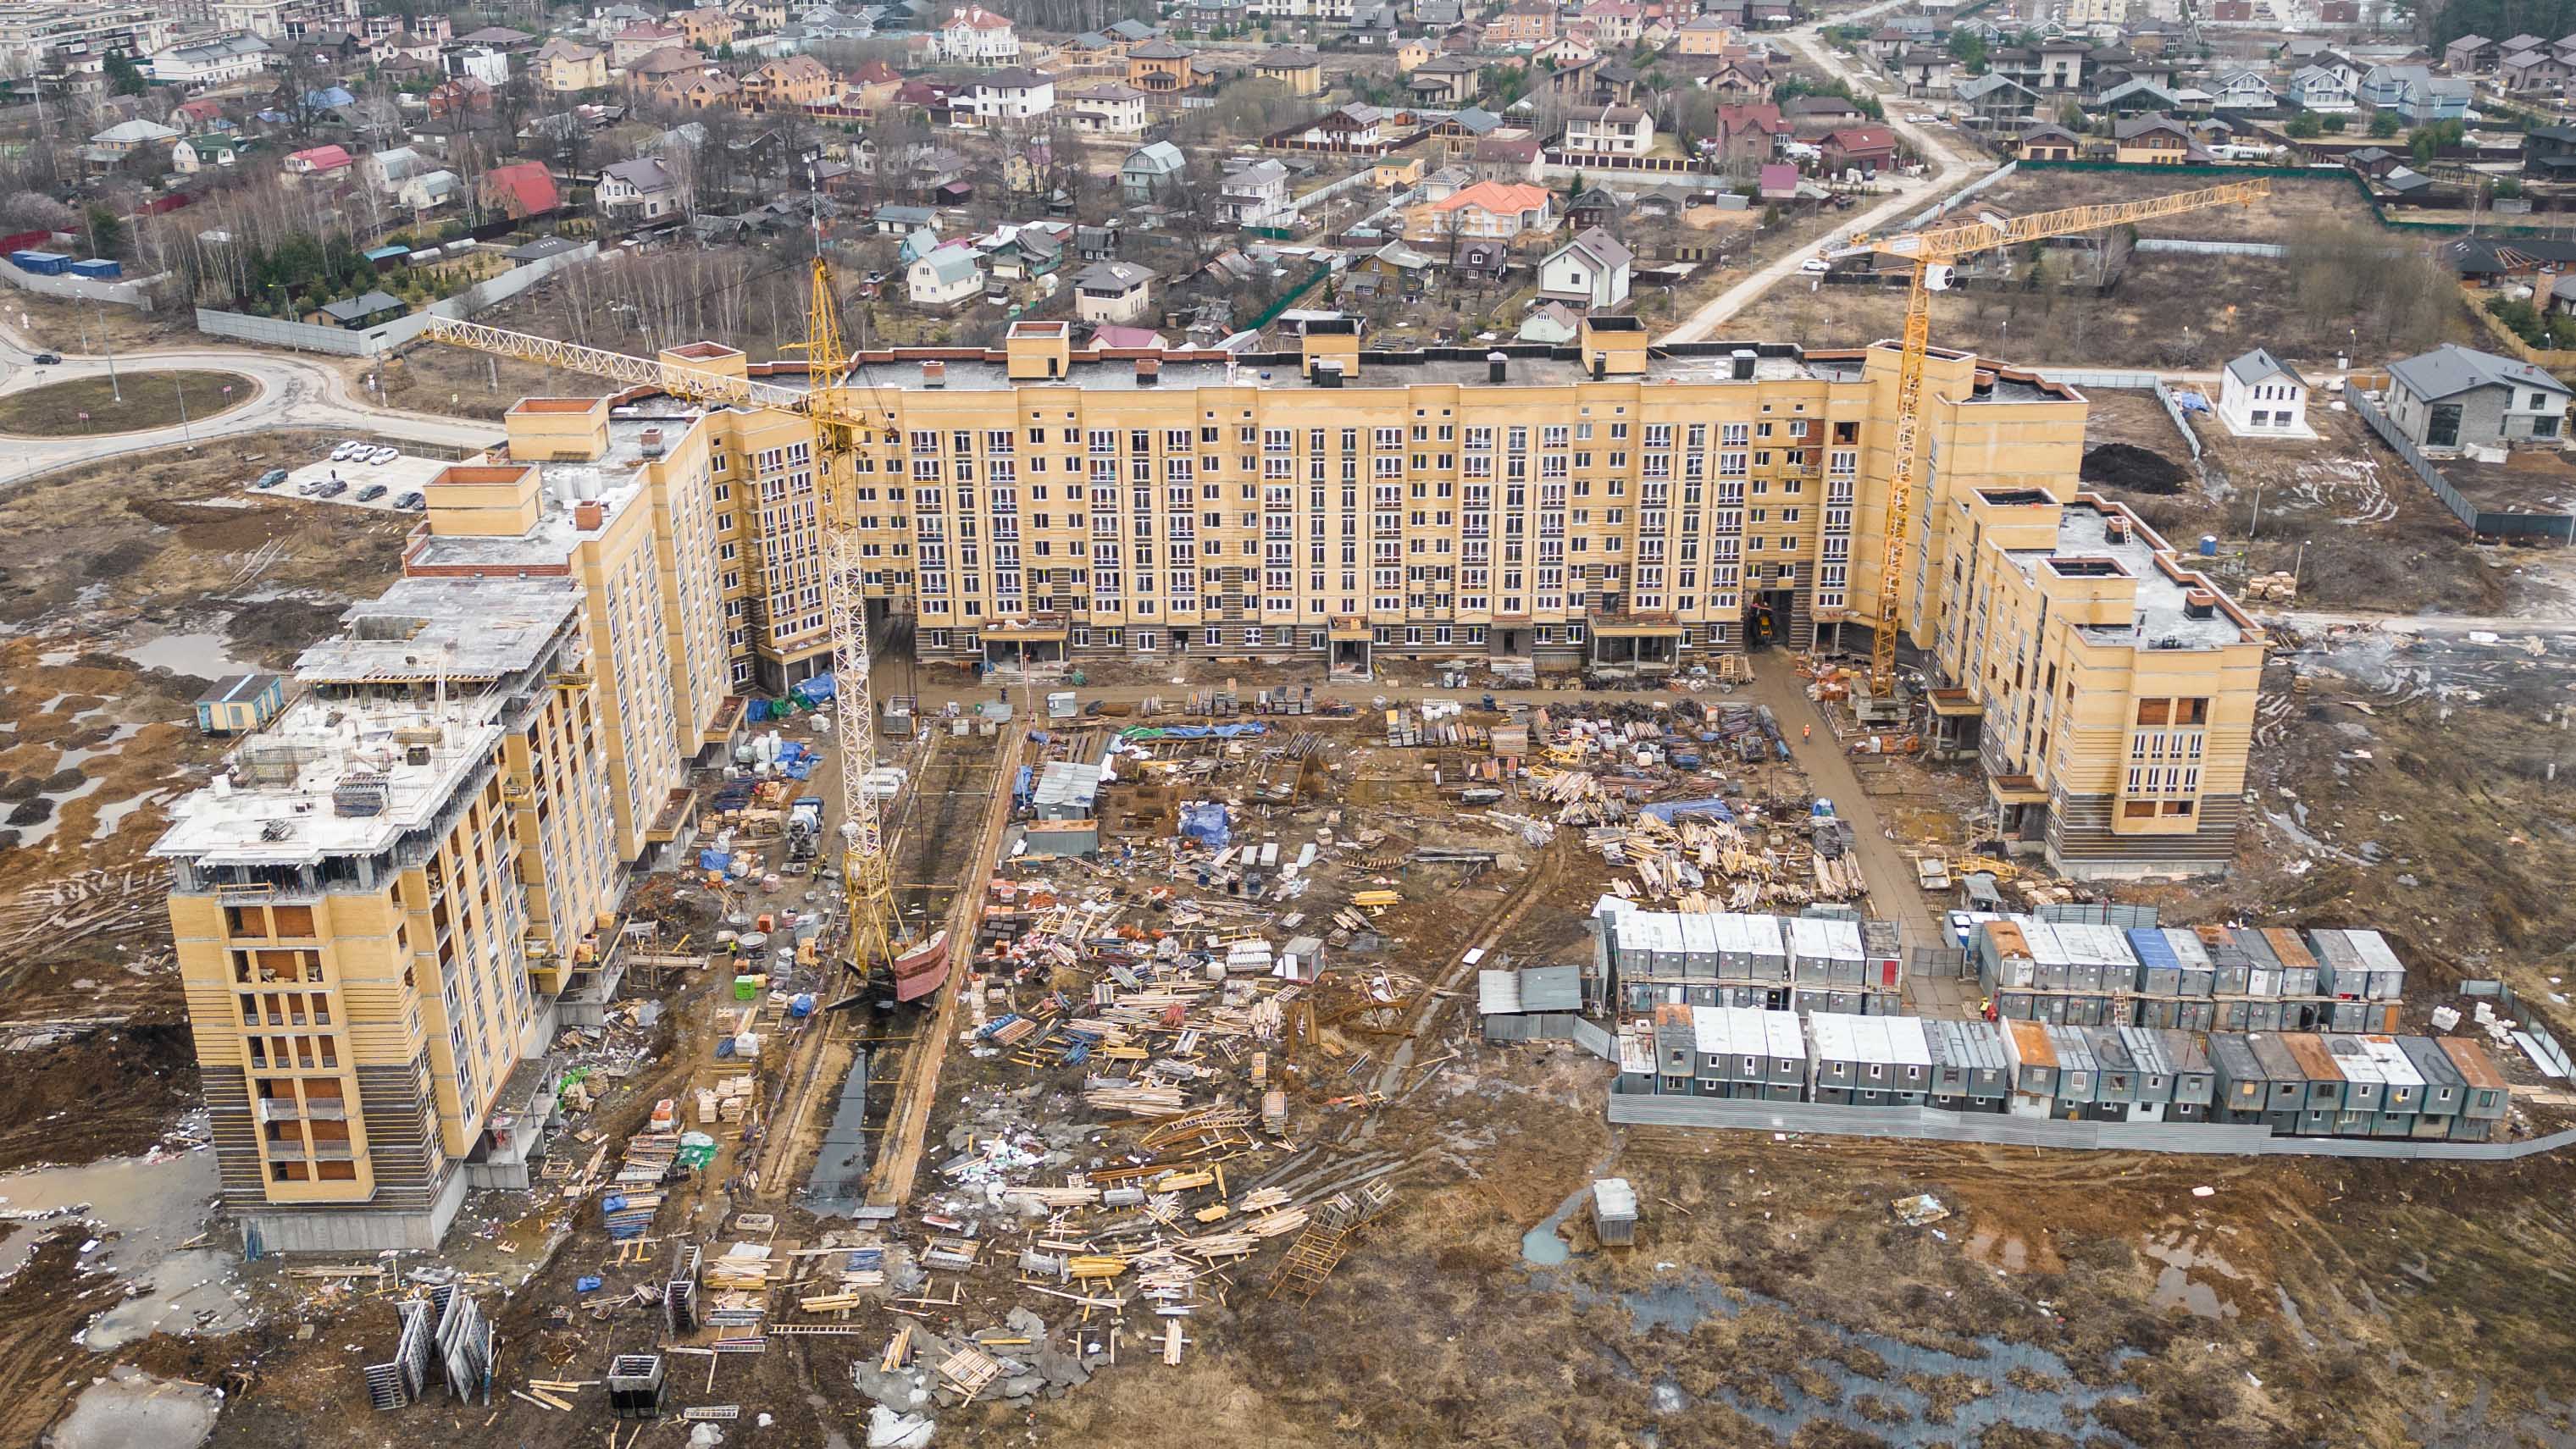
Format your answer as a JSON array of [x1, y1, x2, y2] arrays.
[[1662, 3, 1993, 345]]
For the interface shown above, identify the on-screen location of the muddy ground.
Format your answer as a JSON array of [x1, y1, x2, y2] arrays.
[[0, 433, 412, 1149]]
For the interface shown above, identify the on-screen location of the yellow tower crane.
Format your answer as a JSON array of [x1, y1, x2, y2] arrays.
[[420, 256, 905, 988], [1835, 178, 2270, 713]]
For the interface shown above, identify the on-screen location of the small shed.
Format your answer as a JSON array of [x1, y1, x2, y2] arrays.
[[69, 257, 122, 279], [197, 673, 286, 736], [1590, 1178, 1638, 1247]]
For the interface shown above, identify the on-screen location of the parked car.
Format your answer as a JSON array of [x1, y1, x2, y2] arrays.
[[330, 441, 361, 462], [370, 446, 399, 465], [1799, 256, 1831, 274], [396, 491, 426, 512], [315, 479, 348, 498], [357, 484, 387, 503], [1905, 112, 1937, 123], [253, 467, 289, 489], [30, 352, 58, 365]]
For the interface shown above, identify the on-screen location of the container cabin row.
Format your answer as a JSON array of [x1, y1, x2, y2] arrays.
[[1975, 919, 2407, 1033], [1598, 905, 1903, 1016], [1612, 1008, 2511, 1140]]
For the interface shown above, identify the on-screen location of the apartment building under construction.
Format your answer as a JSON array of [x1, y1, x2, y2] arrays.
[[158, 322, 2264, 1247]]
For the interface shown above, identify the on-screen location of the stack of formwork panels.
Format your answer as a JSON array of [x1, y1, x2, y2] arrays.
[[1923, 1018, 2011, 1114]]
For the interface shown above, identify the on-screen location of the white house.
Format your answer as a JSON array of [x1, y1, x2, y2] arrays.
[[1538, 227, 1633, 309], [2218, 348, 2310, 438], [598, 155, 686, 221], [2289, 65, 2356, 113], [908, 245, 984, 307], [148, 33, 270, 86], [398, 169, 463, 213], [1072, 261, 1155, 324], [965, 65, 1054, 123], [451, 45, 511, 85], [172, 135, 247, 173], [917, 5, 1019, 64], [1560, 103, 1654, 156], [1061, 81, 1148, 135], [368, 145, 433, 194], [1217, 158, 1290, 224]]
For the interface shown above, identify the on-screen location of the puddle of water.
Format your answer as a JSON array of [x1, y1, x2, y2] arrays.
[[43, 1365, 219, 1449], [1521, 1184, 1588, 1267], [55, 722, 145, 773], [2274, 1286, 2321, 1351], [2144, 1232, 2244, 1322], [0, 1139, 251, 1351], [12, 775, 106, 849], [1548, 1268, 2144, 1449], [120, 626, 258, 680]]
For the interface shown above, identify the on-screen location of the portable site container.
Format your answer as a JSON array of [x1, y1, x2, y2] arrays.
[[1654, 1003, 1695, 1090], [2363, 1037, 2424, 1114], [2307, 929, 2366, 1001], [1759, 1010, 1807, 1098], [1790, 915, 1865, 986], [1520, 965, 1583, 1015], [2046, 1024, 2100, 1109], [1742, 913, 1789, 983], [1794, 987, 1868, 1016], [1648, 913, 1689, 981], [1862, 989, 1903, 1017], [2066, 922, 2136, 995], [1860, 920, 1903, 989], [1990, 989, 2036, 1021], [2324, 1034, 2385, 1114], [2245, 1034, 2313, 1117], [1679, 912, 1720, 979], [1924, 1019, 2011, 1111], [1610, 914, 1654, 987], [2164, 927, 2216, 998], [2346, 929, 2407, 1001], [2207, 1033, 2271, 1120], [2198, 925, 2253, 995], [1691, 1004, 1749, 1087], [2280, 1033, 2348, 1113], [1976, 918, 2037, 990], [1710, 912, 1754, 980], [2119, 1026, 2176, 1116], [2086, 1026, 2139, 1106], [2024, 918, 2074, 991], [1591, 1179, 1639, 1247], [1478, 970, 1526, 1043], [2136, 998, 2217, 1031], [2066, 993, 2121, 1028], [1882, 1016, 1935, 1103], [2127, 927, 2180, 998], [2263, 928, 2323, 996], [1808, 1011, 1861, 1103], [2399, 1036, 2465, 1122], [1615, 1029, 1658, 1095], [2161, 1029, 2216, 1111], [2440, 1037, 2510, 1121], [2000, 1017, 2059, 1114]]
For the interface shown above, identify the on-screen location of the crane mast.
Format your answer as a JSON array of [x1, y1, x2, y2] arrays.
[[420, 275, 906, 987], [1838, 179, 2270, 705]]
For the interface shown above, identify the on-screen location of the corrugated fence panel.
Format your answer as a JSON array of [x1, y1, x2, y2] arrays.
[[1572, 1017, 1617, 1063], [1605, 1091, 2576, 1160]]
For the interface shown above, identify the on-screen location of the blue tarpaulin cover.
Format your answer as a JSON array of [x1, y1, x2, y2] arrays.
[[791, 672, 838, 705], [1641, 798, 1736, 825], [1180, 802, 1231, 849], [1119, 722, 1270, 741]]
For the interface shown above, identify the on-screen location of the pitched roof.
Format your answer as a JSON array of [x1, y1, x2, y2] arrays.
[[2224, 347, 2303, 388], [2387, 344, 2572, 401], [2113, 114, 2188, 140], [1554, 225, 1633, 269], [319, 289, 404, 319], [483, 160, 561, 215], [1823, 125, 1896, 152], [602, 156, 677, 191], [1430, 180, 1551, 213], [1757, 161, 1798, 192], [1128, 37, 1193, 58], [1074, 260, 1154, 289], [288, 143, 353, 169], [917, 246, 982, 284]]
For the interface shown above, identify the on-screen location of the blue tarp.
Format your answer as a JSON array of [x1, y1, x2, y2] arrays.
[[1013, 764, 1034, 803], [1118, 722, 1271, 741], [2126, 927, 2180, 971], [791, 671, 838, 705], [698, 849, 733, 871], [1180, 802, 1231, 849], [1641, 797, 1736, 825]]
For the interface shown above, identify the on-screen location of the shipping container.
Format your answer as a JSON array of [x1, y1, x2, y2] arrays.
[[2127, 926, 2180, 998]]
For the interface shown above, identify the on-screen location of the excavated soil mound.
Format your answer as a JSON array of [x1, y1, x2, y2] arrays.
[[2080, 442, 2189, 495]]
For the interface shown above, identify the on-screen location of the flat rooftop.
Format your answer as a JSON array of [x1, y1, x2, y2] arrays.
[[408, 406, 706, 570], [153, 693, 509, 867], [296, 577, 584, 683], [2003, 501, 2250, 651], [841, 349, 1818, 395]]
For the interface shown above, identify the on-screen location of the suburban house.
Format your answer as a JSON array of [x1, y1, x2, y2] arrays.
[[2501, 47, 2567, 93], [1061, 82, 1149, 135], [283, 143, 355, 180], [1781, 93, 1866, 135], [2218, 348, 2310, 438], [310, 290, 407, 329], [2358, 64, 2470, 124], [1482, 0, 1558, 48], [1217, 158, 1291, 225], [398, 169, 462, 213], [1820, 125, 1897, 175], [1125, 38, 1196, 94], [916, 5, 1019, 64], [87, 119, 180, 160], [1538, 227, 1633, 309], [598, 155, 686, 222], [965, 66, 1055, 123], [481, 161, 562, 219], [742, 54, 834, 111], [1676, 14, 1735, 53], [1518, 300, 1583, 344], [2383, 344, 2573, 451], [173, 135, 252, 173], [1255, 51, 1324, 96], [610, 22, 682, 66], [2288, 65, 2357, 112], [532, 37, 609, 91], [1953, 74, 2037, 127], [2112, 115, 2196, 164], [149, 33, 270, 86], [1409, 54, 1482, 105], [2444, 33, 2499, 72], [1072, 261, 1155, 324], [1284, 105, 1384, 152], [1896, 47, 1953, 95], [1120, 140, 1186, 202], [1561, 103, 1654, 157], [1426, 180, 1553, 238], [907, 245, 984, 307], [2209, 69, 2277, 108]]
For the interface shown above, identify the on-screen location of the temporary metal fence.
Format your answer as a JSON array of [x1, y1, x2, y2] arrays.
[[1608, 1091, 2576, 1159], [2350, 389, 2576, 544], [2035, 901, 2161, 928]]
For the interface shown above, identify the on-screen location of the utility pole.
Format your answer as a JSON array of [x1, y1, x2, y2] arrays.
[[174, 373, 191, 442], [97, 301, 119, 403]]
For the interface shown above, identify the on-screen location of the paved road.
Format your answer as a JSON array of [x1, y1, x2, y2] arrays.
[[0, 312, 502, 485], [1662, 0, 1995, 345]]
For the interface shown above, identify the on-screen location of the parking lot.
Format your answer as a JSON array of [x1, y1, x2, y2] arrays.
[[251, 442, 451, 513]]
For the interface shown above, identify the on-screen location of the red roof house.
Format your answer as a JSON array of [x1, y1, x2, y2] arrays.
[[481, 161, 562, 219], [1820, 125, 1897, 174], [284, 144, 355, 177]]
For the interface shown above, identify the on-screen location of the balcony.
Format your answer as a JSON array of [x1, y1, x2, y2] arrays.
[[257, 1098, 300, 1123]]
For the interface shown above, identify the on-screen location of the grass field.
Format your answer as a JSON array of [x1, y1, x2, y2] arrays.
[[0, 369, 256, 436]]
